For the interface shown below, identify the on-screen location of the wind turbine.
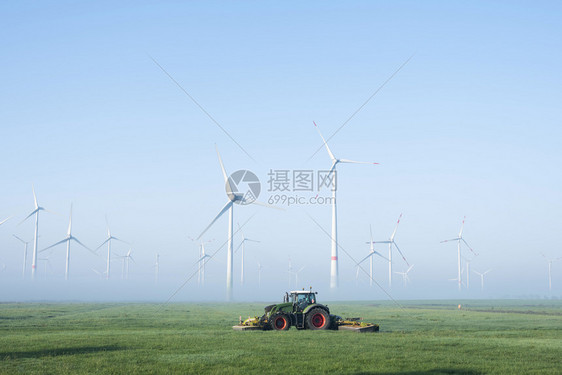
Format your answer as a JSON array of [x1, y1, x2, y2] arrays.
[[540, 253, 562, 292], [441, 216, 477, 291], [197, 145, 266, 301], [314, 121, 378, 289], [394, 264, 414, 287], [473, 269, 492, 291], [96, 216, 127, 280], [119, 248, 135, 280], [294, 266, 306, 288], [361, 224, 389, 287], [20, 187, 50, 280], [194, 240, 211, 287], [13, 235, 30, 278], [235, 224, 260, 286], [371, 214, 409, 288], [41, 204, 96, 280]]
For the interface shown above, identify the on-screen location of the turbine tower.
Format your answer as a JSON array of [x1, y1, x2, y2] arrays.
[[235, 224, 259, 286], [441, 216, 477, 291], [13, 235, 30, 279], [394, 264, 414, 287], [41, 204, 95, 280], [197, 145, 266, 301], [361, 225, 389, 287], [371, 214, 409, 288], [20, 187, 49, 280], [314, 121, 378, 289], [541, 253, 562, 292], [473, 269, 492, 291], [96, 216, 127, 280]]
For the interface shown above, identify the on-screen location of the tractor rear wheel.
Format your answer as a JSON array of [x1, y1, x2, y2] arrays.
[[271, 314, 291, 331], [306, 308, 330, 330]]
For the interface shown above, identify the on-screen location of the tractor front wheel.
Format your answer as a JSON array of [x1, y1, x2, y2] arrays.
[[306, 308, 330, 330], [271, 314, 291, 331]]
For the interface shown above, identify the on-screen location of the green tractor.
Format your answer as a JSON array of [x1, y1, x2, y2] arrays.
[[259, 289, 333, 331]]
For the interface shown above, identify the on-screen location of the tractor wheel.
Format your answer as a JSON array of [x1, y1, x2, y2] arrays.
[[306, 308, 330, 330], [270, 314, 291, 331]]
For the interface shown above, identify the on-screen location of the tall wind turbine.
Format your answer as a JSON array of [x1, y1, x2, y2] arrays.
[[194, 240, 211, 287], [441, 216, 477, 291], [13, 235, 30, 278], [41, 204, 96, 280], [361, 225, 389, 287], [371, 214, 409, 288], [96, 216, 127, 280], [197, 145, 265, 301], [473, 269, 492, 291], [20, 187, 50, 281], [235, 224, 259, 286], [314, 122, 378, 289], [395, 264, 414, 287], [541, 253, 562, 292]]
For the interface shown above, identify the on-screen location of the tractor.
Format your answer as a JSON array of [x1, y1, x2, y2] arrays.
[[258, 289, 333, 330]]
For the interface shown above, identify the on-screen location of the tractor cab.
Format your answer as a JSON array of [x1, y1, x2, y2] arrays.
[[289, 290, 317, 312]]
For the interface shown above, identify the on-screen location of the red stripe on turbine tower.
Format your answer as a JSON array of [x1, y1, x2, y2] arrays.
[[331, 256, 338, 260]]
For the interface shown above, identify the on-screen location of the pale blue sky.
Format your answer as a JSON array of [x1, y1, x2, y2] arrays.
[[1, 1, 561, 301]]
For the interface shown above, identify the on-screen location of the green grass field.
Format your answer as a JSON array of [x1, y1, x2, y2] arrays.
[[1, 300, 561, 374]]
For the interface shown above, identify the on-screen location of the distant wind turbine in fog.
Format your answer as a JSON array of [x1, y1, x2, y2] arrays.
[[314, 121, 378, 290], [117, 248, 135, 280], [395, 264, 414, 287], [235, 223, 259, 286], [197, 145, 274, 301], [20, 187, 51, 281], [361, 225, 389, 287], [96, 216, 128, 280], [13, 235, 30, 279], [473, 269, 492, 291], [540, 253, 562, 292], [41, 204, 96, 280], [192, 239, 211, 287], [441, 216, 477, 291], [371, 214, 409, 288]]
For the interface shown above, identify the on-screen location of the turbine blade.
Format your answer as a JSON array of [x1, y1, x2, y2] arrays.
[[67, 204, 73, 236], [246, 239, 260, 243], [461, 238, 478, 256], [32, 185, 38, 209], [250, 200, 285, 211], [197, 201, 233, 240], [369, 224, 373, 244], [358, 253, 372, 264], [392, 242, 410, 266], [374, 251, 389, 262], [112, 237, 130, 245], [390, 213, 403, 241], [339, 159, 379, 165], [234, 241, 244, 254], [215, 144, 229, 184], [459, 216, 466, 237], [313, 121, 336, 162], [12, 234, 27, 244], [440, 238, 460, 243], [71, 237, 97, 256], [19, 209, 39, 225], [0, 216, 12, 226], [95, 238, 111, 251], [40, 238, 69, 253]]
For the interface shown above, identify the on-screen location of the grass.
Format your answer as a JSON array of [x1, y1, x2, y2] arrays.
[[0, 300, 561, 374]]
